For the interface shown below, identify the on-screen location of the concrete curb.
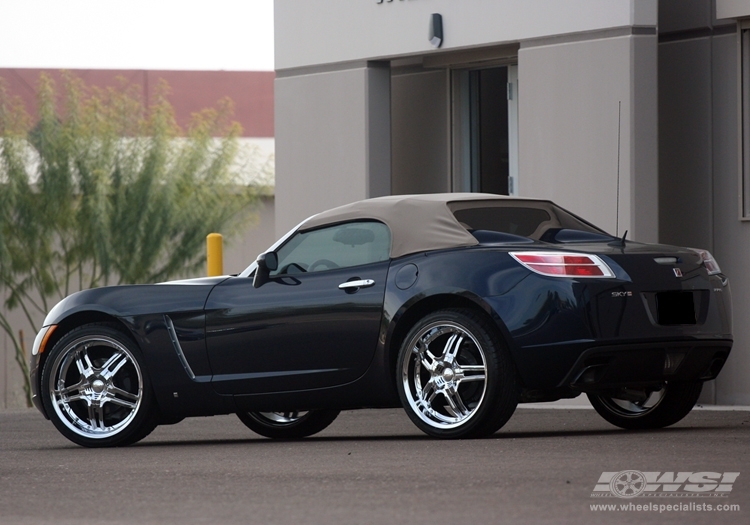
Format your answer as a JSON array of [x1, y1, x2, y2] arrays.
[[518, 403, 750, 411]]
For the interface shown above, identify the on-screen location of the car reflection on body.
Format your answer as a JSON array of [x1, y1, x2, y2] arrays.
[[29, 193, 732, 447]]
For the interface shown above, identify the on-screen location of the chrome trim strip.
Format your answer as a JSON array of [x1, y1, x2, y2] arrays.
[[509, 251, 616, 278], [164, 315, 196, 380]]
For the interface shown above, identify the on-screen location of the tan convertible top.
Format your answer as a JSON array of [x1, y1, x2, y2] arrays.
[[300, 193, 529, 258]]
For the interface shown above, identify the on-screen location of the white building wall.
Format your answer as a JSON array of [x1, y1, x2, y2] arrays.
[[518, 33, 657, 241], [710, 33, 750, 405], [274, 64, 391, 235], [717, 0, 750, 19], [275, 0, 659, 238], [657, 0, 747, 404], [275, 0, 657, 70]]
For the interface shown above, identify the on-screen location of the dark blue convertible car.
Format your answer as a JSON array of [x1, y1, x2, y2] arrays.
[[29, 194, 733, 446]]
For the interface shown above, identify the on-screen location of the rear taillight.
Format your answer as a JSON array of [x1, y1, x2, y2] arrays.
[[510, 252, 615, 278], [688, 248, 722, 275]]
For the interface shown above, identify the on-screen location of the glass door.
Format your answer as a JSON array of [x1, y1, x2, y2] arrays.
[[452, 64, 519, 195]]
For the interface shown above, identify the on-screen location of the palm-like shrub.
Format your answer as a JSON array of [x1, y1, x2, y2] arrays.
[[0, 73, 263, 405]]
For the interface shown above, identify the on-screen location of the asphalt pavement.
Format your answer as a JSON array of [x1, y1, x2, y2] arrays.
[[1, 406, 748, 525]]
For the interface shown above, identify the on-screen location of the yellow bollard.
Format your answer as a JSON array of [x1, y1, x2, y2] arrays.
[[207, 233, 223, 276]]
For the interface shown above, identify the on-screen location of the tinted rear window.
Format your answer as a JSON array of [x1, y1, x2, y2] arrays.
[[453, 207, 551, 237], [450, 201, 608, 241]]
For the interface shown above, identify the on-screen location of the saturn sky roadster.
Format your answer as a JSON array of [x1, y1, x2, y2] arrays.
[[29, 193, 732, 447]]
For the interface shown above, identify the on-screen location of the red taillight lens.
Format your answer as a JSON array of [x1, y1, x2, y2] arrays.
[[510, 252, 615, 278]]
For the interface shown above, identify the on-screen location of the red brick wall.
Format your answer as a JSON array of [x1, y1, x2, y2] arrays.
[[0, 68, 274, 137]]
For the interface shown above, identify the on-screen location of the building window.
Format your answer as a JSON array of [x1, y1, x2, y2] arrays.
[[742, 27, 750, 218]]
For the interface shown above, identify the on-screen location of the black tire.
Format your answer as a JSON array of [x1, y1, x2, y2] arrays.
[[40, 323, 159, 447], [587, 381, 703, 430], [396, 308, 518, 439], [236, 410, 340, 439]]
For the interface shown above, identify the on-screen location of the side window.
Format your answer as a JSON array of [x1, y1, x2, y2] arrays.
[[271, 221, 391, 275]]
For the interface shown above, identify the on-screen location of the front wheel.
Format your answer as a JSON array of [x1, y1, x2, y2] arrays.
[[587, 381, 703, 430], [236, 410, 340, 439], [40, 323, 159, 447], [396, 308, 518, 439]]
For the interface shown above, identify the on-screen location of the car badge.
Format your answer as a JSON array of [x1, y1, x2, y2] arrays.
[[673, 268, 683, 278]]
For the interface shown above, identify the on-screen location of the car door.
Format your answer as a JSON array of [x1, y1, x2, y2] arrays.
[[205, 220, 391, 394]]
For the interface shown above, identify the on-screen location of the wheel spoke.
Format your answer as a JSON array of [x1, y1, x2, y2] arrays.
[[75, 350, 94, 378], [96, 406, 106, 429], [105, 396, 137, 409], [457, 364, 486, 383], [57, 392, 85, 405], [457, 374, 486, 384], [458, 364, 485, 372], [456, 363, 486, 382], [441, 334, 463, 364], [416, 399, 446, 422], [55, 380, 86, 397], [101, 353, 128, 380], [416, 345, 438, 372], [427, 389, 438, 404], [99, 351, 123, 372], [419, 378, 436, 403], [86, 404, 106, 430], [443, 388, 469, 418], [108, 385, 140, 402], [420, 356, 436, 372]]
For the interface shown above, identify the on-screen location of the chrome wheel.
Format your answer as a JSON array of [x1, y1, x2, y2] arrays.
[[596, 388, 666, 418], [255, 411, 309, 425], [236, 409, 340, 439], [47, 334, 143, 440], [401, 320, 488, 430], [397, 309, 518, 439], [588, 381, 703, 430]]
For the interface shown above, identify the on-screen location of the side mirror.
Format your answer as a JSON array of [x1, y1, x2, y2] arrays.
[[252, 252, 278, 288], [259, 252, 278, 271]]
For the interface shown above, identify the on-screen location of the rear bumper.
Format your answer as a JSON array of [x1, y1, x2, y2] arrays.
[[561, 339, 732, 391]]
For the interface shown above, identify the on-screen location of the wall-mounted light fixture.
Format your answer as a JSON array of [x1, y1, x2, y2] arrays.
[[429, 13, 443, 48]]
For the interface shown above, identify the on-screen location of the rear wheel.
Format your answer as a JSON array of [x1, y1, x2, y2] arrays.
[[41, 323, 159, 447], [587, 381, 703, 430], [236, 410, 340, 439], [396, 308, 518, 439]]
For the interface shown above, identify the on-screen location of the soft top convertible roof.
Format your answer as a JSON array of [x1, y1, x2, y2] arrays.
[[300, 193, 541, 258]]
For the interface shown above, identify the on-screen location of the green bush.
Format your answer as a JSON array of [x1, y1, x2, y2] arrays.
[[0, 72, 263, 406]]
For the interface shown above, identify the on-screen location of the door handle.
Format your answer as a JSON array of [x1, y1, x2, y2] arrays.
[[338, 279, 375, 290]]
